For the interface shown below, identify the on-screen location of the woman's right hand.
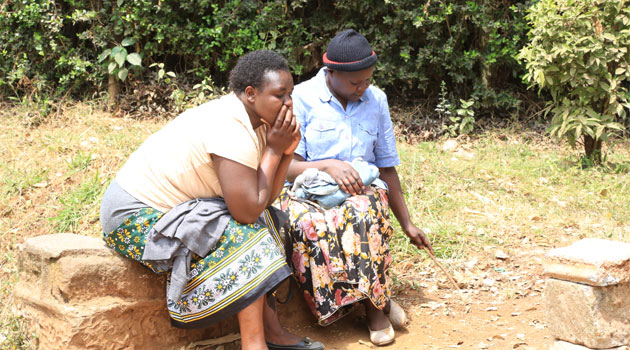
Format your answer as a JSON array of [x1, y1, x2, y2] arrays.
[[324, 159, 365, 195], [266, 105, 300, 155]]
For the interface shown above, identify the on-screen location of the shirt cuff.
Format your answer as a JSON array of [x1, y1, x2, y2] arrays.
[[375, 155, 401, 168]]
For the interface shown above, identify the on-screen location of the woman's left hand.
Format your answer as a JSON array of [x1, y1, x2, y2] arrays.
[[404, 225, 434, 255], [284, 119, 301, 156], [266, 106, 300, 155]]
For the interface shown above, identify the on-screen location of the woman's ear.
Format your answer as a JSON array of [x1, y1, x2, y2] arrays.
[[244, 85, 256, 103]]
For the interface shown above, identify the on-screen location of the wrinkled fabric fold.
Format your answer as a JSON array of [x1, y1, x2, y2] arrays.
[[291, 158, 385, 209]]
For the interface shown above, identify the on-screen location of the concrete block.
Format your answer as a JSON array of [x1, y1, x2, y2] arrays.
[[550, 340, 629, 350], [544, 278, 630, 348], [544, 238, 630, 286], [14, 233, 238, 350]]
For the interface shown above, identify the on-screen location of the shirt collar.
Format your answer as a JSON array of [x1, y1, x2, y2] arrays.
[[317, 68, 333, 103]]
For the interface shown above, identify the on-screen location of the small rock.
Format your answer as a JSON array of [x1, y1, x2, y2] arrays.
[[495, 250, 509, 260], [442, 139, 459, 151], [482, 278, 495, 287]]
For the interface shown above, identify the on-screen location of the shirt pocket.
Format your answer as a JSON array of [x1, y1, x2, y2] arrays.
[[356, 122, 378, 155], [305, 120, 340, 159]]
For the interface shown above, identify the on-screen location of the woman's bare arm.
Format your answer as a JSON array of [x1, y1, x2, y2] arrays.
[[215, 105, 300, 223], [214, 147, 284, 223], [379, 166, 434, 254]]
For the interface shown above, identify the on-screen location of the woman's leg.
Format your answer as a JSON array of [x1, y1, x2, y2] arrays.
[[238, 295, 268, 350], [363, 299, 390, 331], [262, 294, 303, 345]]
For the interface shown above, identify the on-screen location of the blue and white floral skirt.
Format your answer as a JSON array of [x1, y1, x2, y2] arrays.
[[102, 207, 291, 329]]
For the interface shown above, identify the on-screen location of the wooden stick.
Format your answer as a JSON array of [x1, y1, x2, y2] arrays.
[[423, 246, 466, 302], [185, 333, 240, 350]]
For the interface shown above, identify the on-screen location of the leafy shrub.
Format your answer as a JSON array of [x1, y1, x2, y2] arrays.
[[0, 0, 309, 98], [519, 0, 630, 162], [297, 0, 531, 114], [0, 0, 532, 118]]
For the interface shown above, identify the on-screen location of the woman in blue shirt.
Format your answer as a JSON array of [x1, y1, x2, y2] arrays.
[[277, 30, 434, 346]]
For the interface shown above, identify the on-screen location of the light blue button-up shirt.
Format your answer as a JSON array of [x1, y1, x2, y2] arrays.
[[292, 68, 400, 168]]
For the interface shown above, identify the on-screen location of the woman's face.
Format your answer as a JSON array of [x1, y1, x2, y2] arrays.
[[250, 70, 294, 127], [326, 66, 375, 105]]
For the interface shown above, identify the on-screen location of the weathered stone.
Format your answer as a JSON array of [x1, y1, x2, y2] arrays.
[[22, 233, 112, 259], [544, 278, 630, 348], [543, 238, 630, 286], [550, 340, 630, 350], [14, 233, 239, 350]]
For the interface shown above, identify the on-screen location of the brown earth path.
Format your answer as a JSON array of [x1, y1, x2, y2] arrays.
[[278, 246, 555, 350]]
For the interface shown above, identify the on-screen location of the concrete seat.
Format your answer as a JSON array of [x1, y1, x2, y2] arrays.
[[14, 233, 307, 350], [544, 238, 630, 349]]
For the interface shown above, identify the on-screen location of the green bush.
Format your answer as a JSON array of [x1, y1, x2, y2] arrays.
[[291, 0, 531, 115], [0, 0, 532, 117], [0, 0, 309, 97], [519, 0, 630, 162]]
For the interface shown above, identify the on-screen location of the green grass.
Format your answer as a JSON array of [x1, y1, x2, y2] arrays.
[[0, 166, 49, 198], [389, 133, 630, 266], [48, 172, 108, 233]]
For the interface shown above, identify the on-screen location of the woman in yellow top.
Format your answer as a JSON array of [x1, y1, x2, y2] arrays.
[[100, 50, 324, 350]]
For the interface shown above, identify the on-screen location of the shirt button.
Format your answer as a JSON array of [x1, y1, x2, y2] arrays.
[[345, 115, 349, 119]]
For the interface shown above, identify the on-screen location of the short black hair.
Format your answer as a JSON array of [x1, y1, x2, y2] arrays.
[[229, 50, 290, 94]]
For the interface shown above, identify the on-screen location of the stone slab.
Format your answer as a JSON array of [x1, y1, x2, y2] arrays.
[[14, 234, 238, 350], [22, 232, 112, 259], [15, 288, 234, 350], [551, 340, 630, 349], [544, 238, 630, 286], [545, 278, 630, 348], [15, 233, 314, 350], [18, 233, 166, 302]]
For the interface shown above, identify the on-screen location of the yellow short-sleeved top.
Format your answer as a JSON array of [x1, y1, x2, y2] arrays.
[[116, 93, 266, 212]]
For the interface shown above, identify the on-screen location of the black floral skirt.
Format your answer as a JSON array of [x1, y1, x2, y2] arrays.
[[277, 186, 393, 325]]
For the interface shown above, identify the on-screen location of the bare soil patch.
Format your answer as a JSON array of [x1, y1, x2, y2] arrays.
[[280, 244, 555, 350]]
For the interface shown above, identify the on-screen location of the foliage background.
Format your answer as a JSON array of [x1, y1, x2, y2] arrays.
[[518, 0, 630, 161], [0, 0, 531, 116]]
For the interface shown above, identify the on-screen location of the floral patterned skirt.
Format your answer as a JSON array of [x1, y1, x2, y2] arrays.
[[276, 186, 394, 326], [102, 207, 291, 329]]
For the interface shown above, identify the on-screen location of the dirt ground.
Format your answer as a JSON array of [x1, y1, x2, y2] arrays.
[[278, 245, 555, 350]]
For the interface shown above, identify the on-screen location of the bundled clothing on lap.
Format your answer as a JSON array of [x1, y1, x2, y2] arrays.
[[102, 182, 289, 328], [100, 93, 291, 328], [291, 158, 386, 209]]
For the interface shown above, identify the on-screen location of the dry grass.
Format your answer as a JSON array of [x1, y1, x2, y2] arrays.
[[389, 128, 630, 285], [0, 101, 164, 241], [1, 101, 630, 348], [0, 101, 167, 349]]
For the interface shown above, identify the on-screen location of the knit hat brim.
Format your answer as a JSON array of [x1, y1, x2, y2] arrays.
[[323, 51, 378, 72]]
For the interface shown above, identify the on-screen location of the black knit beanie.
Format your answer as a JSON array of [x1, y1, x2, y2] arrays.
[[323, 29, 378, 72]]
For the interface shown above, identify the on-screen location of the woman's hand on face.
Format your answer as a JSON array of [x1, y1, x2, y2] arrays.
[[284, 110, 301, 156], [405, 225, 434, 255], [266, 105, 300, 155], [325, 159, 365, 195]]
